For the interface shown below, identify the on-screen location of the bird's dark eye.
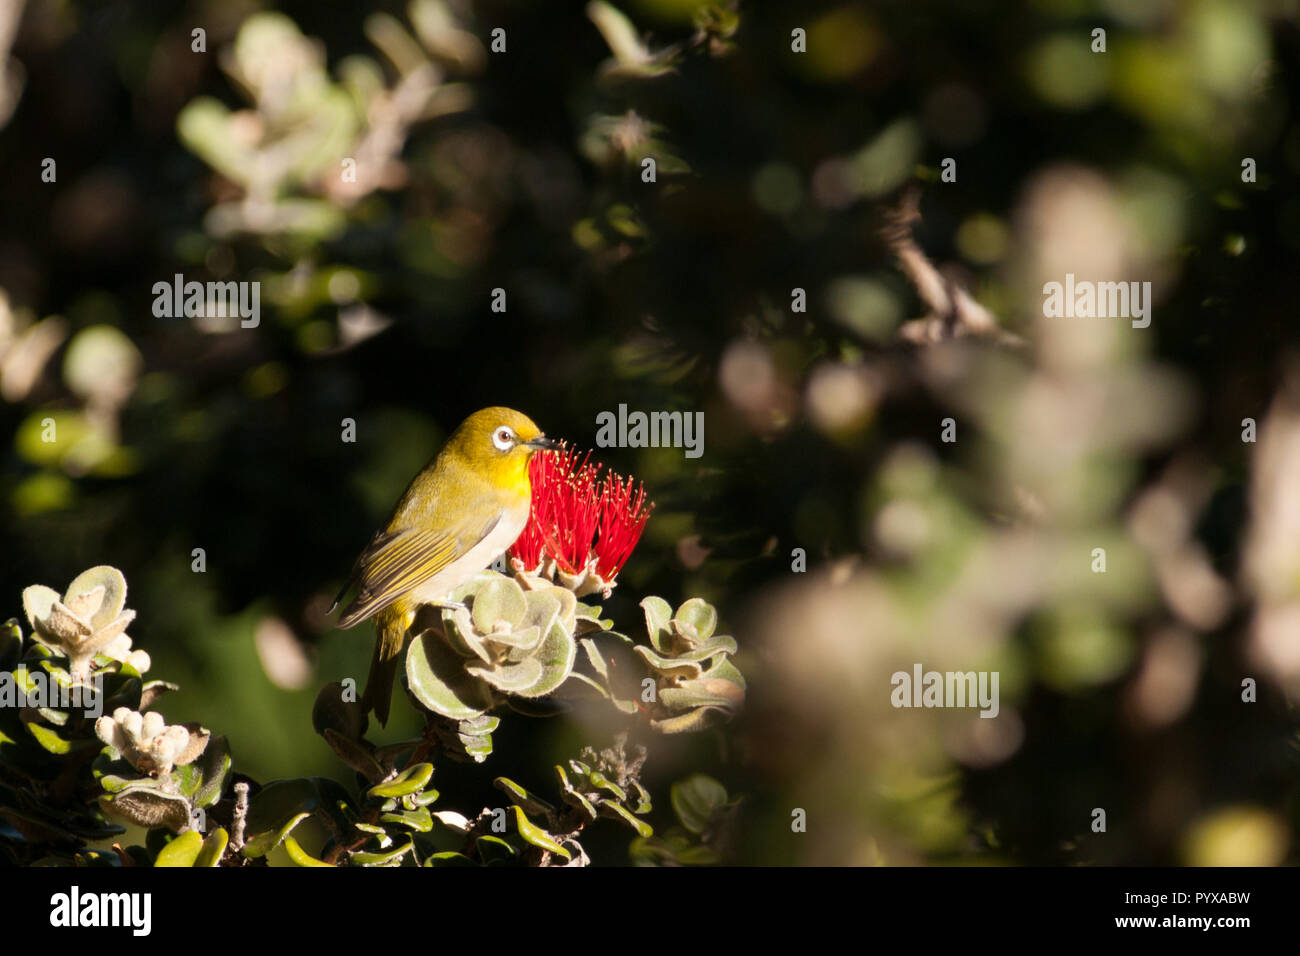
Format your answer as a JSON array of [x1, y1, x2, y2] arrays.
[[492, 427, 515, 451]]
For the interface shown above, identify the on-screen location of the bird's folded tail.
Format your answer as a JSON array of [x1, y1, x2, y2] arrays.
[[360, 610, 407, 726]]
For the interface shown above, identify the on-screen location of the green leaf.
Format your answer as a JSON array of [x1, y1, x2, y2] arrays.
[[96, 768, 157, 795], [407, 789, 435, 811], [469, 575, 527, 633], [154, 830, 203, 867], [560, 789, 597, 823], [313, 775, 359, 834], [688, 634, 740, 659], [92, 745, 146, 787], [494, 777, 555, 815], [380, 805, 433, 833], [674, 598, 717, 641], [21, 585, 61, 632], [562, 671, 609, 699], [351, 838, 413, 866], [101, 785, 192, 833], [671, 619, 699, 647], [650, 706, 728, 734], [579, 637, 609, 680], [630, 779, 653, 815], [587, 771, 626, 802], [467, 657, 543, 693], [0, 713, 60, 779], [37, 706, 68, 727], [368, 762, 433, 799], [0, 619, 22, 672], [550, 587, 578, 631], [609, 695, 641, 715], [283, 834, 335, 866], [588, 0, 650, 68], [405, 628, 495, 720], [195, 827, 229, 867], [177, 99, 245, 179], [629, 833, 718, 866], [632, 645, 703, 680], [172, 734, 232, 808], [659, 683, 742, 712], [23, 720, 74, 755], [35, 655, 74, 686], [702, 656, 747, 690], [574, 616, 613, 636], [485, 624, 543, 657], [431, 714, 497, 763], [632, 636, 737, 672], [63, 566, 127, 630], [441, 605, 492, 663], [243, 778, 320, 856], [518, 589, 561, 637], [511, 805, 570, 859], [426, 851, 475, 867], [641, 596, 673, 652], [671, 774, 728, 834], [459, 713, 500, 735], [600, 801, 653, 838], [242, 812, 312, 858], [312, 681, 368, 740], [475, 834, 516, 864], [510, 619, 577, 699]]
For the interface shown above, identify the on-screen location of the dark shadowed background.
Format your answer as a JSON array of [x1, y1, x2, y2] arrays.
[[2, 0, 1299, 864]]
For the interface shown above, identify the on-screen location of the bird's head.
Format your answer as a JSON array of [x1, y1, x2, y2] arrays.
[[447, 406, 559, 496]]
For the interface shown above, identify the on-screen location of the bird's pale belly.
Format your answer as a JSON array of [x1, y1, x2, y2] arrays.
[[407, 506, 529, 607]]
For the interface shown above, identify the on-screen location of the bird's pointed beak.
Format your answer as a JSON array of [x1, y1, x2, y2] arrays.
[[525, 435, 561, 450]]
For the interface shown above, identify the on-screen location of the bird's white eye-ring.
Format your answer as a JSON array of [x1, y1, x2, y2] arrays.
[[492, 426, 516, 451]]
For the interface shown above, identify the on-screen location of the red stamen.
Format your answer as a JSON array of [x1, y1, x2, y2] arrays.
[[509, 444, 653, 584], [594, 471, 653, 579]]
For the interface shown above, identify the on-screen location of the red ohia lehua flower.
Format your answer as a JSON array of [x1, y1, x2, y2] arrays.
[[509, 446, 653, 597]]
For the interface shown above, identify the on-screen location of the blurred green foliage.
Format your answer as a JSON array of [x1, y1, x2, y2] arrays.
[[2, 0, 1300, 864]]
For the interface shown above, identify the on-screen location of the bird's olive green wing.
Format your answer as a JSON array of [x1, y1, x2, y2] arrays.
[[334, 513, 501, 628]]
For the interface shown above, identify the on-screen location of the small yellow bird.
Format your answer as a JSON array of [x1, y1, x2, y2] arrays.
[[332, 407, 559, 724]]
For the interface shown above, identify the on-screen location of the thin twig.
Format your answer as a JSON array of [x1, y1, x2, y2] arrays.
[[880, 186, 1023, 347], [229, 781, 250, 853]]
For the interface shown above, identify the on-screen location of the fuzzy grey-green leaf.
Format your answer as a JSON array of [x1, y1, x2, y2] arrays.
[[406, 627, 495, 720], [674, 598, 717, 641], [671, 774, 728, 834], [641, 596, 673, 652], [368, 761, 433, 799]]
